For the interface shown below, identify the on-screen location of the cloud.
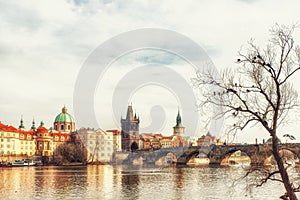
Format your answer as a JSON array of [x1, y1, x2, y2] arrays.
[[0, 0, 300, 142]]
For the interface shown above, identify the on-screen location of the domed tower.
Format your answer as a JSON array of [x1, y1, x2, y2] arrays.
[[36, 121, 52, 156], [54, 106, 75, 133]]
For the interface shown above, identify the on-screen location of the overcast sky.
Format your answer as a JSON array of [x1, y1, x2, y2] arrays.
[[1, 0, 300, 143]]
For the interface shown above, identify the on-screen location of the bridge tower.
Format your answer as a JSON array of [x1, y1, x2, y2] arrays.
[[172, 110, 188, 147], [121, 104, 140, 151], [173, 110, 185, 136]]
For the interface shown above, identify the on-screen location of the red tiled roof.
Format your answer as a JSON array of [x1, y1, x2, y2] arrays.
[[162, 136, 173, 139], [0, 122, 18, 132], [37, 126, 48, 133], [106, 129, 121, 135]]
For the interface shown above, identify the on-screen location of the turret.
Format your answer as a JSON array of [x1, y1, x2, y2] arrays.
[[31, 118, 36, 131], [19, 115, 25, 129]]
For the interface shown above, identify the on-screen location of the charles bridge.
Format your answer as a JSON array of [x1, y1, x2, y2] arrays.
[[119, 143, 300, 165]]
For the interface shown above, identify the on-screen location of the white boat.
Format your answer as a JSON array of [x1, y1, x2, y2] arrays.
[[12, 159, 36, 167]]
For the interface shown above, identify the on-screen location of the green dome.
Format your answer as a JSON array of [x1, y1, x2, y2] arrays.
[[54, 106, 74, 123], [266, 137, 281, 144]]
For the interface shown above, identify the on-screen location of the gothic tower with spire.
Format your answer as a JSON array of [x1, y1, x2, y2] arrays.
[[121, 104, 140, 151], [173, 110, 185, 136], [172, 110, 188, 147]]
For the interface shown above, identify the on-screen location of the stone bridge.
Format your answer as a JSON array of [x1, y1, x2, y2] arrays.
[[120, 143, 300, 165], [177, 143, 300, 165]]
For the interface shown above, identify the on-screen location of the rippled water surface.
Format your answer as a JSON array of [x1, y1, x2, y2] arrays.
[[0, 165, 299, 200]]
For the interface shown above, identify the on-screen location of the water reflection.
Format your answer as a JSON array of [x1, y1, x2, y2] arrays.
[[0, 165, 300, 200], [173, 167, 185, 200]]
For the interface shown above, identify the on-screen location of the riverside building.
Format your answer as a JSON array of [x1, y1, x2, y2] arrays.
[[0, 106, 75, 157], [78, 128, 114, 163]]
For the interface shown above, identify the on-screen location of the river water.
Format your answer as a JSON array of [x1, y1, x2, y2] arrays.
[[0, 165, 299, 200]]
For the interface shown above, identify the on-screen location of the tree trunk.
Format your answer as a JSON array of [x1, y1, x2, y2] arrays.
[[272, 136, 298, 200]]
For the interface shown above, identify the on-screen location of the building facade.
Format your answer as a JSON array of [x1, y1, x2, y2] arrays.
[[197, 132, 216, 146], [0, 106, 74, 157], [160, 136, 173, 148], [106, 129, 122, 152], [79, 128, 114, 163], [121, 104, 140, 151], [139, 133, 162, 150]]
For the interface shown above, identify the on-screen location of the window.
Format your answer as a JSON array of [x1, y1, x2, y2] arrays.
[[20, 134, 24, 139], [55, 136, 59, 141], [61, 124, 64, 130], [60, 137, 64, 141], [68, 125, 71, 130]]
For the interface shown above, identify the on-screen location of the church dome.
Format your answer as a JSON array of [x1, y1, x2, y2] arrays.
[[54, 106, 74, 123], [266, 137, 281, 144]]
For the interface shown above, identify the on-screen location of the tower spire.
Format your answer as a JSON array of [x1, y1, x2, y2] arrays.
[[19, 115, 25, 129], [31, 117, 36, 130], [126, 104, 134, 121], [176, 109, 182, 127]]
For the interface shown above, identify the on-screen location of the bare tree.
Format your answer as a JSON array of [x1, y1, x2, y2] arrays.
[[193, 24, 300, 199]]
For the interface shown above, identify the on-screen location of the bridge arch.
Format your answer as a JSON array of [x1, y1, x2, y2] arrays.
[[155, 152, 177, 166], [186, 150, 209, 165], [220, 150, 251, 166], [264, 149, 298, 166]]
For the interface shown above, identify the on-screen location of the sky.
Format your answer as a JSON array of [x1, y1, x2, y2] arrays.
[[1, 0, 300, 143]]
